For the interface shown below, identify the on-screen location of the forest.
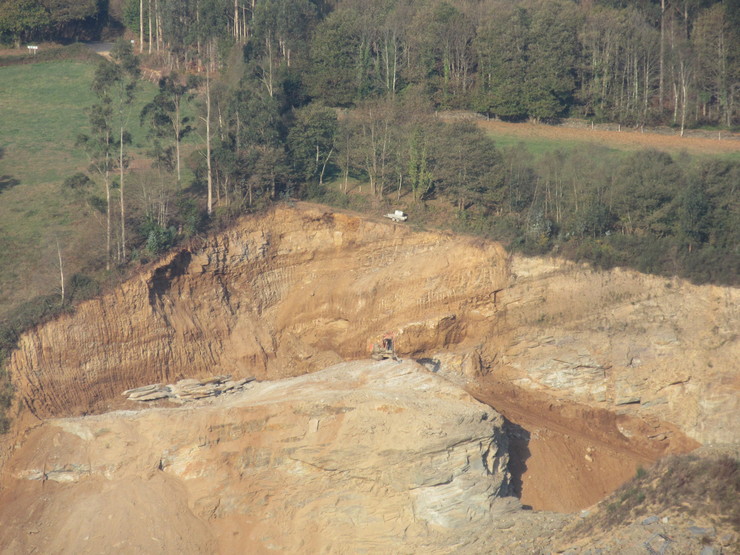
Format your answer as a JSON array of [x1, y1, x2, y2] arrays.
[[2, 0, 739, 128], [0, 0, 737, 283]]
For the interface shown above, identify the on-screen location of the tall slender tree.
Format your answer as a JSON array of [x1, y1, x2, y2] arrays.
[[77, 60, 120, 271], [110, 39, 140, 262]]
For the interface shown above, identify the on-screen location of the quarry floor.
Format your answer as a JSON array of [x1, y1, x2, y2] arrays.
[[470, 376, 699, 513]]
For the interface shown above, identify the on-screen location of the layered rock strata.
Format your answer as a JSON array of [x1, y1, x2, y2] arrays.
[[0, 360, 512, 554], [9, 205, 508, 421], [492, 256, 739, 444], [5, 202, 737, 451]]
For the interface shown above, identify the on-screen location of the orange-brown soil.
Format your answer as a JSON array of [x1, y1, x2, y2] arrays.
[[0, 204, 734, 553], [471, 376, 700, 513]]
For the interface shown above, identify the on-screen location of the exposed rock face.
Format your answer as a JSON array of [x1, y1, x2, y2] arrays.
[[8, 205, 508, 421], [493, 257, 739, 445], [2, 203, 737, 519], [0, 360, 512, 554]]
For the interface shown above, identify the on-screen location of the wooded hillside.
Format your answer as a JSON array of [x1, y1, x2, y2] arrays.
[[5, 0, 736, 129]]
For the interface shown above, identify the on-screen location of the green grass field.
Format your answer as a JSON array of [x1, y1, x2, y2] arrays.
[[0, 60, 160, 318]]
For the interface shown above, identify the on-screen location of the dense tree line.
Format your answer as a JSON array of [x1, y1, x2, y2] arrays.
[[0, 0, 105, 46], [55, 1, 735, 284], [4, 0, 739, 278], [3, 0, 738, 127]]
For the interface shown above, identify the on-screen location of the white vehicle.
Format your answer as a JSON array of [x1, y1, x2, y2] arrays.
[[385, 210, 408, 222]]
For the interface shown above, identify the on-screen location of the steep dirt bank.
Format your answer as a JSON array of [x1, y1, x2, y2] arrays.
[[470, 378, 699, 512], [6, 204, 508, 423], [2, 202, 737, 519]]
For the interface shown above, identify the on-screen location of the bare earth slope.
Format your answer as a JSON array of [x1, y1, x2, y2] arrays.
[[1, 203, 738, 550], [8, 204, 508, 423]]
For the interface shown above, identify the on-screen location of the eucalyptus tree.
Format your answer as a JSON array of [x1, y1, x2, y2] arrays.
[[250, 0, 317, 97], [693, 3, 735, 126], [141, 74, 194, 183], [109, 39, 141, 262], [77, 60, 119, 271]]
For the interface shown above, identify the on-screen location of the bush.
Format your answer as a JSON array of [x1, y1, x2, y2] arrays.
[[68, 273, 100, 303], [140, 219, 177, 256], [175, 196, 206, 238]]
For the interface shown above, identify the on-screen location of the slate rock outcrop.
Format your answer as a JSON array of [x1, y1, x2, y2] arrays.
[[0, 360, 513, 554]]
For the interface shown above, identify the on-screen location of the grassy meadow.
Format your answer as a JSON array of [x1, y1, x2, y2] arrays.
[[478, 119, 740, 162], [0, 60, 159, 318]]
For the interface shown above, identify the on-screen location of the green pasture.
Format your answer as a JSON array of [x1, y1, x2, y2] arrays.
[[485, 132, 589, 158], [0, 59, 162, 317], [482, 124, 740, 162]]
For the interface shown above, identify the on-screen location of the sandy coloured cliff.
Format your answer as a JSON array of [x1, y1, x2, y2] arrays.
[[7, 204, 736, 443], [1, 203, 737, 552]]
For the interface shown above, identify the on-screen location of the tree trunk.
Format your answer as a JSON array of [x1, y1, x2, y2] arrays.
[[105, 132, 111, 271], [174, 97, 182, 183], [56, 239, 65, 306], [234, 0, 239, 42], [139, 0, 144, 53], [319, 148, 333, 186], [120, 126, 126, 260], [206, 66, 213, 215], [659, 0, 666, 109]]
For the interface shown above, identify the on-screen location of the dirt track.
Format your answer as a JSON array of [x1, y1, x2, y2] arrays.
[[476, 118, 740, 156]]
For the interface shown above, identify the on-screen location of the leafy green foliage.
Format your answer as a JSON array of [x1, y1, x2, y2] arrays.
[[0, 0, 102, 45], [287, 103, 337, 183], [0, 0, 49, 46], [306, 10, 362, 106], [429, 121, 502, 210], [142, 218, 176, 255]]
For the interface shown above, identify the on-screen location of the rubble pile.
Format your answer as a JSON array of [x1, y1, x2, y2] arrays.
[[123, 376, 256, 403]]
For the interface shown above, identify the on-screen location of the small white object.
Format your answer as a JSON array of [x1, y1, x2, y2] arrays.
[[384, 210, 408, 222]]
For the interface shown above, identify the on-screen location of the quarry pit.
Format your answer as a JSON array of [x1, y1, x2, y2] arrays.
[[1, 203, 736, 552]]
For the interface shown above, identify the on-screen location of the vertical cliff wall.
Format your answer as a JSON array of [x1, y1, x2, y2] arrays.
[[5, 203, 737, 446], [9, 205, 509, 420]]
